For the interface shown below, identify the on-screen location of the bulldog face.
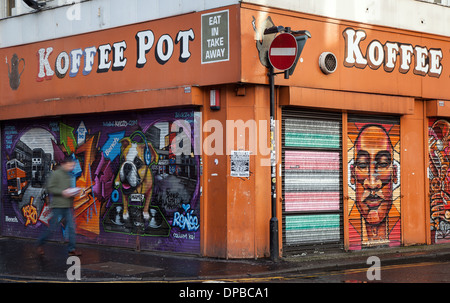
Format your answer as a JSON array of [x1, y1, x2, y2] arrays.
[[119, 139, 149, 195]]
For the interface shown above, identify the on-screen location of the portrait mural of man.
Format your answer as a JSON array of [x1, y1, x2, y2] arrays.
[[347, 120, 401, 250]]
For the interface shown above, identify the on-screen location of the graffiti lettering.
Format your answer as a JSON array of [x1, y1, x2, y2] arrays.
[[5, 216, 18, 223], [104, 137, 120, 158], [173, 209, 199, 231], [172, 232, 195, 239], [163, 190, 182, 210], [440, 221, 450, 231], [4, 126, 17, 150], [22, 196, 37, 226], [103, 120, 138, 127], [174, 111, 194, 119]]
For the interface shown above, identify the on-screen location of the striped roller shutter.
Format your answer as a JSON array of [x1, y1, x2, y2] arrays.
[[282, 109, 343, 254], [347, 115, 401, 250]]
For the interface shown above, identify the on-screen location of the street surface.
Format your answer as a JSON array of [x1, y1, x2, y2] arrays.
[[2, 237, 450, 285], [208, 258, 450, 283]]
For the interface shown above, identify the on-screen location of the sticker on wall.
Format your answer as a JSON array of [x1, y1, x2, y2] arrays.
[[230, 150, 250, 178], [347, 121, 401, 250]]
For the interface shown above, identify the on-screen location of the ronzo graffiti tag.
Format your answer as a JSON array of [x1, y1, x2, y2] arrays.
[[2, 110, 201, 253], [173, 203, 199, 232]]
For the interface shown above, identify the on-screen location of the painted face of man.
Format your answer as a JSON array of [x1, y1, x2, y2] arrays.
[[351, 126, 397, 225]]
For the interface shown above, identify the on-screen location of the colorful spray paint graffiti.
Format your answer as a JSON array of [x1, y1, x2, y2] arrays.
[[1, 109, 200, 253], [347, 121, 401, 250], [429, 119, 450, 244]]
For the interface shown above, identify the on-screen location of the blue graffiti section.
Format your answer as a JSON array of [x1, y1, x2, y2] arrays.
[[101, 131, 125, 161], [173, 203, 199, 231]]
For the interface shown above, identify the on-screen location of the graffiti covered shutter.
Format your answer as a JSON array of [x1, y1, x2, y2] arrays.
[[1, 109, 201, 255], [429, 118, 450, 244], [282, 109, 343, 254], [347, 115, 401, 250]]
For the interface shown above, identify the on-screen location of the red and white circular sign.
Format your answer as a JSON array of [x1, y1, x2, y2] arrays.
[[268, 33, 298, 71]]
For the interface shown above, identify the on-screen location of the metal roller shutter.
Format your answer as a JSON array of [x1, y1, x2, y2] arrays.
[[347, 115, 401, 250], [282, 109, 343, 254], [1, 108, 201, 254], [428, 118, 450, 244]]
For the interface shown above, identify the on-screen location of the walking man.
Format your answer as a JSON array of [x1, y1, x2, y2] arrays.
[[37, 156, 82, 256]]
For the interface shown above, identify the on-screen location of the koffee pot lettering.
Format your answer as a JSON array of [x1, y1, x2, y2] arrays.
[[343, 27, 443, 78]]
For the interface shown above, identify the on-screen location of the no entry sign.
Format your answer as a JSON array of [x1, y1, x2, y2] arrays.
[[268, 33, 298, 71]]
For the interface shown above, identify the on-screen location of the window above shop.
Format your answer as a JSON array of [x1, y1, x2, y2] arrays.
[[417, 0, 450, 7], [0, 0, 88, 19]]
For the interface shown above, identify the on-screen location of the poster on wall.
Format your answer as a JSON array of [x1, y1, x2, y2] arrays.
[[1, 109, 201, 254], [230, 150, 250, 178], [347, 119, 401, 250]]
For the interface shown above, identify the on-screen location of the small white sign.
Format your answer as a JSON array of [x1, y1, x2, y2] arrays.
[[230, 150, 250, 177]]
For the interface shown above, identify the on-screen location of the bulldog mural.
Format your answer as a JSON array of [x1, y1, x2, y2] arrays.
[[112, 131, 163, 231]]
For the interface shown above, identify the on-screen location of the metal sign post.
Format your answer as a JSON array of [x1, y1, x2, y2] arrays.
[[265, 26, 311, 262], [268, 64, 279, 262]]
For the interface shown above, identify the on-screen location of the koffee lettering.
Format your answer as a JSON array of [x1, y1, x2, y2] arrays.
[[37, 28, 194, 81], [343, 27, 443, 78]]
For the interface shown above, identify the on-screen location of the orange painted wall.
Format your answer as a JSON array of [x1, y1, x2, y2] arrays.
[[0, 5, 241, 120], [241, 4, 450, 101], [400, 100, 428, 245], [225, 85, 271, 258], [201, 85, 272, 259], [201, 87, 229, 258]]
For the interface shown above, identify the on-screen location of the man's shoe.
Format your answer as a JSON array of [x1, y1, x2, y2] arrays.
[[68, 250, 82, 256]]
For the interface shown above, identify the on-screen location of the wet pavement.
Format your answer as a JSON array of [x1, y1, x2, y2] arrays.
[[2, 236, 450, 283], [0, 237, 284, 282]]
